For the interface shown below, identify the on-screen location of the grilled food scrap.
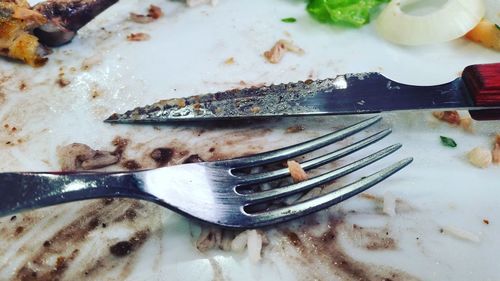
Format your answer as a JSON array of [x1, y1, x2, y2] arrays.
[[33, 0, 119, 47], [0, 0, 48, 66], [0, 0, 118, 66]]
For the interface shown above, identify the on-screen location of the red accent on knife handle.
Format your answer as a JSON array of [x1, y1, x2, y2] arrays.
[[463, 63, 500, 106], [463, 63, 500, 120]]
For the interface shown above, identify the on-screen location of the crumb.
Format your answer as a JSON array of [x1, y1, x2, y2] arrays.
[[432, 111, 461, 125], [467, 147, 492, 168], [57, 77, 70, 87], [263, 39, 304, 64], [130, 5, 163, 23], [148, 5, 163, 19], [127, 33, 150, 41], [287, 160, 308, 183], [483, 219, 490, 225], [224, 57, 235, 65], [460, 117, 474, 132], [492, 134, 500, 164]]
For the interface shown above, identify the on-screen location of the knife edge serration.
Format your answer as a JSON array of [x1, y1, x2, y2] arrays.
[[105, 74, 366, 123]]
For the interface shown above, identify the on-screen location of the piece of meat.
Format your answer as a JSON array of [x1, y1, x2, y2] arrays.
[[57, 143, 97, 171], [263, 39, 304, 64], [57, 143, 120, 171], [0, 0, 48, 66], [287, 160, 308, 183], [126, 32, 150, 42], [432, 111, 461, 125], [129, 5, 163, 24]]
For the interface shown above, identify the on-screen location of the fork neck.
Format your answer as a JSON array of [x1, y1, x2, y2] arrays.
[[0, 171, 151, 217]]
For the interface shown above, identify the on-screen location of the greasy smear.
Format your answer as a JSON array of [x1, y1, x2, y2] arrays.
[[121, 159, 142, 170], [349, 224, 396, 251], [281, 214, 420, 281], [6, 199, 158, 281], [150, 148, 174, 167], [110, 230, 150, 257]]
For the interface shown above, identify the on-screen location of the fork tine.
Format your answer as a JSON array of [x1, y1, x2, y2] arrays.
[[237, 129, 392, 185], [241, 144, 402, 203], [220, 116, 382, 168], [245, 158, 413, 227]]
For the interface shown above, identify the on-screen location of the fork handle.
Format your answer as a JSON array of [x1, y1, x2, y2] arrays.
[[0, 172, 150, 217], [463, 63, 500, 120]]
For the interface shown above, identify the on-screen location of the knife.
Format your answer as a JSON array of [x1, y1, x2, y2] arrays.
[[105, 63, 500, 123]]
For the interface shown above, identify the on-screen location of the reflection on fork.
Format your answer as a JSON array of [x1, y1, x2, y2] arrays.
[[0, 116, 412, 229]]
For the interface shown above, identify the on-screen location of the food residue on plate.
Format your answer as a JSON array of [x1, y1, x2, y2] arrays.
[[127, 32, 151, 42], [263, 39, 304, 64], [224, 57, 235, 65], [130, 5, 164, 24], [0, 0, 48, 66], [432, 111, 474, 132], [287, 160, 309, 183], [57, 137, 128, 171], [492, 134, 500, 164], [467, 146, 492, 169], [440, 225, 480, 243]]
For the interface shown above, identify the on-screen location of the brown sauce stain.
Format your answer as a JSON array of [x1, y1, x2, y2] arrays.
[[113, 201, 144, 223], [12, 199, 155, 281], [150, 148, 174, 167], [282, 215, 420, 281], [18, 81, 27, 91], [0, 91, 5, 105], [110, 229, 150, 258], [183, 154, 205, 164], [121, 159, 142, 170], [57, 68, 70, 88], [112, 136, 129, 156], [349, 224, 396, 251]]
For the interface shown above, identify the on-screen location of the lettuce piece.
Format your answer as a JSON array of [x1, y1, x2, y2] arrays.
[[307, 0, 390, 27]]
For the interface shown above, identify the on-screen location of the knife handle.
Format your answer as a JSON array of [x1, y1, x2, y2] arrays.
[[463, 63, 500, 120]]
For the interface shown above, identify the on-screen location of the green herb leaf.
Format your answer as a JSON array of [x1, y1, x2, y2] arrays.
[[495, 24, 500, 31], [306, 0, 390, 27], [440, 136, 457, 148], [282, 17, 297, 23]]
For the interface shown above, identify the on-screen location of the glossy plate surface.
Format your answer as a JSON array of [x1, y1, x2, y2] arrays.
[[0, 0, 499, 280]]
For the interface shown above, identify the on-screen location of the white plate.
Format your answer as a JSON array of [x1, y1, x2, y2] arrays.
[[0, 0, 499, 280]]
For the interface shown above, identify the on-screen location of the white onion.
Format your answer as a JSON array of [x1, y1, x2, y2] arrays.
[[376, 0, 485, 45]]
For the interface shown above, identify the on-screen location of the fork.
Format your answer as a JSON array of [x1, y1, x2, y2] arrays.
[[0, 116, 412, 228]]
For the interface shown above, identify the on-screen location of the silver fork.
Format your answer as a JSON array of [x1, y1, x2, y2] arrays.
[[0, 116, 412, 228]]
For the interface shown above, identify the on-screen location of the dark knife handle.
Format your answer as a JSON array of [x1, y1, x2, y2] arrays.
[[463, 63, 500, 120]]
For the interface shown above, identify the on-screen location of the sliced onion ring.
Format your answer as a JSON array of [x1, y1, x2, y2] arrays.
[[376, 0, 485, 45]]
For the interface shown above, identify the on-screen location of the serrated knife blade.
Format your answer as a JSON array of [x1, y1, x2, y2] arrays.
[[105, 63, 500, 123]]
